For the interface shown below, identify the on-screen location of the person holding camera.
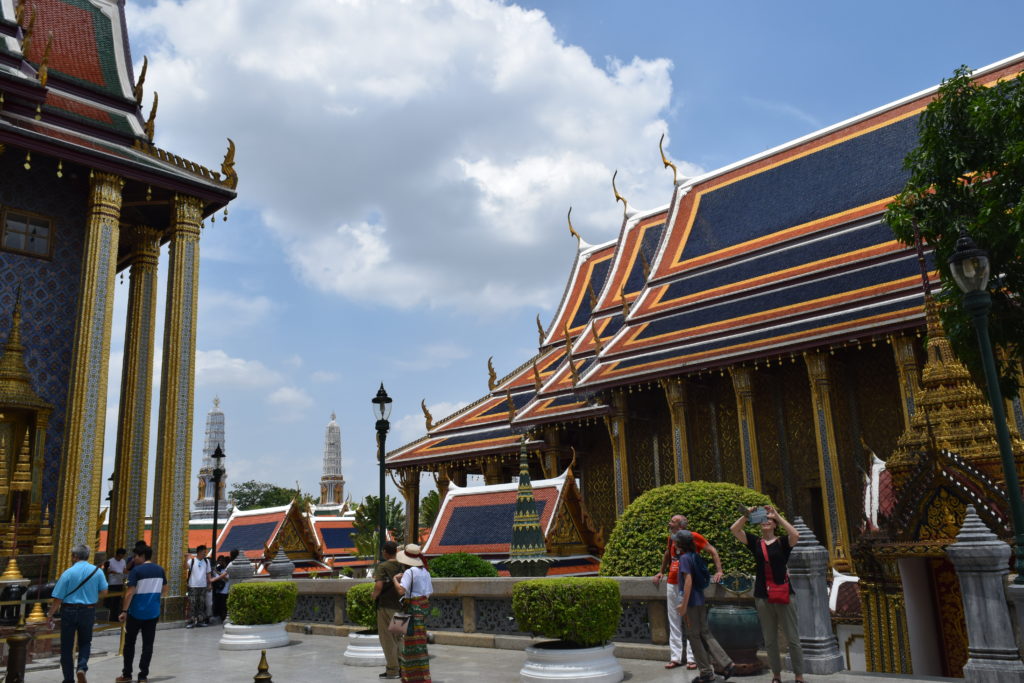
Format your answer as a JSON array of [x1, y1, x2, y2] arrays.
[[730, 505, 805, 683]]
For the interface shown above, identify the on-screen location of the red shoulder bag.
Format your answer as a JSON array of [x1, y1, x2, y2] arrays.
[[761, 539, 790, 604]]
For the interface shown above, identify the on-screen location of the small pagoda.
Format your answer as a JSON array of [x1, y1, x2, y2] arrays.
[[506, 438, 553, 577]]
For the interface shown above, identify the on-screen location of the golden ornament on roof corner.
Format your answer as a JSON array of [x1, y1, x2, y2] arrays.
[[612, 170, 628, 220], [221, 137, 238, 189], [144, 91, 158, 143], [20, 10, 36, 57], [639, 248, 651, 281], [535, 314, 545, 347], [567, 206, 582, 247], [592, 320, 604, 355], [620, 284, 630, 316], [133, 55, 148, 105], [10, 431, 32, 492], [421, 399, 434, 432], [36, 32, 53, 88], [531, 359, 543, 391], [564, 330, 580, 386], [32, 508, 52, 554], [487, 356, 497, 391], [588, 280, 598, 309], [659, 133, 678, 185]]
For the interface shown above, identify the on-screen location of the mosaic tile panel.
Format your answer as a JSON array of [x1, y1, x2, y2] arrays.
[[0, 152, 88, 515]]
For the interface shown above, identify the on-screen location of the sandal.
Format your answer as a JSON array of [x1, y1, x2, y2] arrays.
[[686, 662, 698, 669], [664, 661, 682, 669]]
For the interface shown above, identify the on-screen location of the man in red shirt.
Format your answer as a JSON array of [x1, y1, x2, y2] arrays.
[[652, 515, 724, 670]]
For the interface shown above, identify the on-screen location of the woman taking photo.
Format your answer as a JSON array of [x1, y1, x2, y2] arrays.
[[730, 505, 805, 683], [392, 543, 433, 683]]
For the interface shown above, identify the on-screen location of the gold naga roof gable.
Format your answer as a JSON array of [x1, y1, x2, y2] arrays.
[[0, 291, 52, 413]]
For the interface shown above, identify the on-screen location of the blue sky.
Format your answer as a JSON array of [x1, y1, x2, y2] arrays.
[[104, 0, 1024, 514]]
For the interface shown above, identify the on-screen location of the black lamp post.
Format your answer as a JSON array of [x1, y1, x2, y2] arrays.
[[211, 444, 226, 561], [949, 229, 1024, 583], [372, 383, 393, 558]]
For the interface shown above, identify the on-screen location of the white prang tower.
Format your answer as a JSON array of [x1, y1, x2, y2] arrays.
[[317, 412, 345, 513], [192, 397, 231, 519]]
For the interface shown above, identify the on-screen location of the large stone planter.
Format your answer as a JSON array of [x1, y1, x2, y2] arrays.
[[520, 641, 623, 682], [218, 621, 290, 650], [343, 630, 386, 667]]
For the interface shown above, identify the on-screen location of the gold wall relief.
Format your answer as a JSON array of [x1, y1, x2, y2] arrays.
[[729, 366, 761, 490], [891, 334, 922, 431], [393, 468, 420, 542], [753, 369, 787, 509], [660, 378, 692, 483], [577, 428, 616, 539], [54, 172, 124, 575], [928, 557, 967, 677], [603, 390, 630, 515]]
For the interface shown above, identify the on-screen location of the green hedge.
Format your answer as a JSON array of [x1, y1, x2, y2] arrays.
[[227, 581, 297, 625], [346, 582, 377, 631], [429, 553, 498, 578], [512, 578, 621, 647], [599, 481, 775, 577]]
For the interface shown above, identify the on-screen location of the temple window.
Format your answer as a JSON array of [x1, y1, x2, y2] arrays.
[[1, 209, 54, 259]]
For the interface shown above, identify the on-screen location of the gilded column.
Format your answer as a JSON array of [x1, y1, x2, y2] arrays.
[[803, 351, 851, 571], [53, 172, 124, 574], [891, 334, 920, 430], [395, 468, 420, 544], [107, 226, 160, 556], [29, 414, 49, 525], [482, 458, 503, 485], [660, 378, 692, 483], [541, 426, 561, 479], [151, 195, 203, 599], [435, 465, 451, 502], [729, 367, 762, 490], [603, 390, 630, 516]]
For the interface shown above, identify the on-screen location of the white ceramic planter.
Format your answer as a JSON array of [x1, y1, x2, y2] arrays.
[[342, 630, 386, 667], [218, 621, 290, 650], [520, 641, 623, 682]]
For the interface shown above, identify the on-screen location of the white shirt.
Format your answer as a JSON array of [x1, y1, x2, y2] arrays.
[[400, 566, 433, 598], [107, 557, 126, 586], [187, 556, 211, 588]]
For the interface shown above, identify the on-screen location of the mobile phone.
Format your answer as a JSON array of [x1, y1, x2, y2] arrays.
[[749, 506, 768, 524]]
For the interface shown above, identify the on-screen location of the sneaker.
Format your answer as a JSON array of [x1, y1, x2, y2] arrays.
[[185, 622, 195, 629], [722, 663, 735, 680], [115, 677, 132, 683]]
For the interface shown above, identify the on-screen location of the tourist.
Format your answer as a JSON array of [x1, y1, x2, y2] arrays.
[[184, 545, 212, 628], [393, 543, 432, 683], [104, 548, 127, 616], [371, 540, 404, 680], [674, 530, 733, 683], [730, 505, 805, 683], [653, 514, 724, 670], [115, 544, 167, 683], [46, 544, 108, 683], [211, 555, 230, 623]]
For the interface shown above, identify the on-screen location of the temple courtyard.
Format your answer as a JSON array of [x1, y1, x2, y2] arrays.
[[22, 627, 956, 682]]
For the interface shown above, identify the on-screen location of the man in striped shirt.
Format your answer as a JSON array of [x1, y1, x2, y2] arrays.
[[116, 545, 167, 683]]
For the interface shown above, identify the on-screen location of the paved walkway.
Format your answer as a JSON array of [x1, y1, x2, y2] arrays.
[[25, 626, 956, 682]]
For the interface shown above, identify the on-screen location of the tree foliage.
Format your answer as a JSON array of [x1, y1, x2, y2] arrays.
[[353, 494, 406, 558], [429, 552, 498, 578], [230, 480, 300, 511], [886, 66, 1024, 392], [419, 490, 441, 528], [599, 481, 774, 578]]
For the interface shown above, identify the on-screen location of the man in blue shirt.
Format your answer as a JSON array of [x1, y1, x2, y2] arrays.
[[46, 544, 108, 683], [116, 544, 167, 683]]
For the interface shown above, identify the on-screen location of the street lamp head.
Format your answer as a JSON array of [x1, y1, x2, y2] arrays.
[[372, 382, 393, 422], [948, 229, 991, 294], [212, 444, 226, 463]]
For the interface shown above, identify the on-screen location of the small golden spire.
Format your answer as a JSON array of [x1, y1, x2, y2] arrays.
[[37, 32, 53, 88], [144, 92, 158, 143], [0, 556, 23, 581], [567, 207, 582, 247], [536, 313, 546, 347], [421, 399, 434, 432], [25, 600, 46, 624], [659, 133, 678, 185], [487, 356, 498, 391], [531, 359, 543, 391], [254, 649, 273, 682], [133, 55, 148, 106], [10, 431, 31, 492], [32, 508, 52, 554], [0, 436, 8, 498], [221, 138, 238, 189]]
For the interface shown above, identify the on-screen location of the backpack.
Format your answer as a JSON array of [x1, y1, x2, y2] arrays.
[[687, 552, 710, 592]]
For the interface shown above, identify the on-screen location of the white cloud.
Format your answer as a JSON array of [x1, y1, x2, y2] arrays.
[[129, 0, 690, 314], [391, 400, 470, 447], [195, 349, 282, 387], [393, 343, 471, 372], [284, 355, 303, 369], [266, 386, 316, 422], [311, 370, 339, 383], [741, 96, 822, 129], [198, 290, 275, 329]]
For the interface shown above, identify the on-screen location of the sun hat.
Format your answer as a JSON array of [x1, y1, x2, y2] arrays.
[[397, 543, 424, 567]]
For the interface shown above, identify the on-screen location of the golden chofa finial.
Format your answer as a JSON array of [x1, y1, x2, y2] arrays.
[[14, 0, 24, 25], [487, 356, 498, 391], [37, 32, 53, 88], [133, 55, 148, 106], [535, 313, 546, 347], [20, 10, 36, 56], [421, 399, 434, 432], [567, 207, 586, 249], [612, 170, 636, 220], [221, 137, 238, 189], [659, 133, 678, 185], [144, 91, 158, 143]]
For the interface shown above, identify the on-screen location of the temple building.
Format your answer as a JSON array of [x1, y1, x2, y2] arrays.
[[191, 397, 232, 520], [387, 52, 1024, 677], [0, 0, 236, 610], [316, 412, 345, 514]]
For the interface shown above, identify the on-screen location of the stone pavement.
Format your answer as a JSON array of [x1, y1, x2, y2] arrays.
[[24, 626, 957, 682]]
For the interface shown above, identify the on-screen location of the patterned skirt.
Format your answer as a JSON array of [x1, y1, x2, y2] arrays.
[[400, 595, 431, 683]]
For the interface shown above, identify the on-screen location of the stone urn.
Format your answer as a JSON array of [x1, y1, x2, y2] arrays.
[[342, 630, 386, 667], [267, 548, 295, 578], [520, 641, 623, 682], [218, 621, 290, 650], [226, 553, 254, 582]]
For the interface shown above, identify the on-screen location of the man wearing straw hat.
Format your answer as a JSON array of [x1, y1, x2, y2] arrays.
[[115, 544, 167, 683]]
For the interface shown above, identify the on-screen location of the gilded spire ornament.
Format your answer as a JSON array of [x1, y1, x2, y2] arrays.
[[563, 321, 580, 385], [506, 437, 552, 577], [487, 356, 498, 391], [1, 516, 22, 581], [32, 508, 52, 554], [567, 207, 586, 249], [0, 436, 8, 498], [421, 399, 434, 432], [133, 55, 148, 106], [612, 170, 636, 220], [536, 313, 546, 347], [36, 32, 53, 88], [20, 10, 35, 57], [144, 92, 158, 143], [10, 431, 31, 492], [221, 138, 239, 189], [659, 133, 678, 185], [0, 290, 50, 413], [531, 359, 543, 392]]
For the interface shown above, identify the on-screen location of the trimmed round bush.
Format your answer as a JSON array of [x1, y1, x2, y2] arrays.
[[429, 553, 498, 578], [226, 581, 297, 625], [346, 582, 377, 631], [512, 578, 621, 647], [599, 481, 776, 578]]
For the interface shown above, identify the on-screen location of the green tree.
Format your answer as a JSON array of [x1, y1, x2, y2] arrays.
[[419, 490, 440, 527], [230, 480, 297, 510], [353, 494, 406, 559], [886, 66, 1024, 391]]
